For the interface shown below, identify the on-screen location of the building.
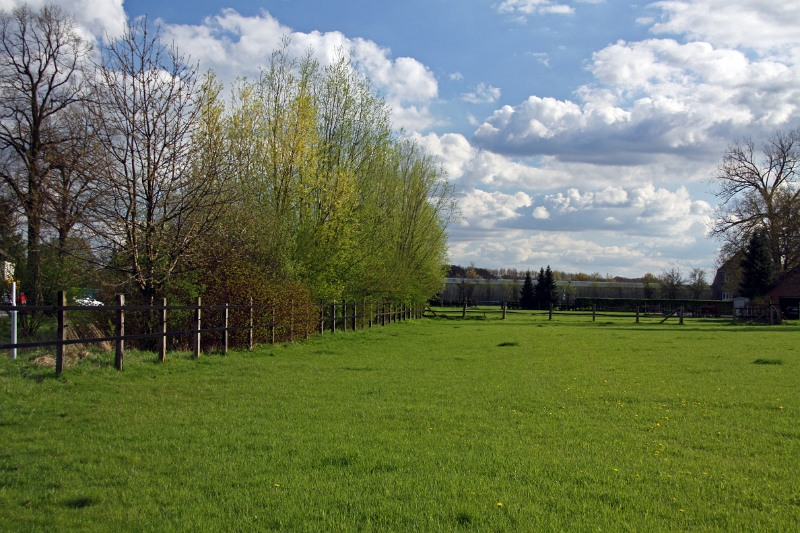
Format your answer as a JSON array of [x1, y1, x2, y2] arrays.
[[711, 255, 742, 300], [766, 266, 800, 319]]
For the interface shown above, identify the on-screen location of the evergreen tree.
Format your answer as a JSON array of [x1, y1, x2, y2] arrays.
[[536, 265, 558, 309], [740, 230, 774, 298], [520, 270, 535, 310], [534, 267, 546, 309]]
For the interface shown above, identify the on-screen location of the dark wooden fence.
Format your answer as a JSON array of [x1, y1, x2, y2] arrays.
[[1, 291, 425, 376]]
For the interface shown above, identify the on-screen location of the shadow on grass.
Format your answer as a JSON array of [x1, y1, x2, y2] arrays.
[[63, 496, 96, 509]]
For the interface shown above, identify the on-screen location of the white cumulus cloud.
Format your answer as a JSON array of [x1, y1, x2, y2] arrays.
[[647, 0, 800, 55], [0, 0, 126, 42], [458, 190, 532, 229], [497, 0, 575, 18], [473, 38, 800, 162], [160, 10, 440, 131], [532, 206, 550, 219], [461, 83, 501, 104]]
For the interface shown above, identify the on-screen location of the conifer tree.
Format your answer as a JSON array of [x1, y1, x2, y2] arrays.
[[520, 270, 535, 310], [739, 230, 774, 299], [536, 265, 558, 309]]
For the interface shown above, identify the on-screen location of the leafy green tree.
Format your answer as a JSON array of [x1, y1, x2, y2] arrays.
[[520, 271, 535, 310], [221, 45, 454, 304], [642, 272, 659, 299], [739, 230, 774, 299]]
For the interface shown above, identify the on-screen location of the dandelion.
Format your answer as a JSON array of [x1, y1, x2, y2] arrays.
[[274, 484, 280, 487], [497, 502, 503, 507]]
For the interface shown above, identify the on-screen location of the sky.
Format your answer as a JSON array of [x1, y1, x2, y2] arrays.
[[5, 0, 800, 278]]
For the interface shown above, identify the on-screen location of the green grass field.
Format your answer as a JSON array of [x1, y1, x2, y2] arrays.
[[1, 309, 799, 532]]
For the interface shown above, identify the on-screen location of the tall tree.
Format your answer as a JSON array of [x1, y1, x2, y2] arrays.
[[519, 270, 535, 310], [642, 272, 659, 299], [90, 19, 229, 305], [659, 268, 684, 299], [687, 268, 708, 300], [535, 265, 558, 309], [0, 4, 91, 305], [710, 130, 800, 273], [739, 230, 773, 299]]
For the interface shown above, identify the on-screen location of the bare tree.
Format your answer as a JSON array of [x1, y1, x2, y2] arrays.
[[43, 106, 103, 257], [687, 267, 708, 300], [659, 268, 684, 300], [710, 130, 800, 272], [0, 4, 91, 304], [90, 19, 229, 305]]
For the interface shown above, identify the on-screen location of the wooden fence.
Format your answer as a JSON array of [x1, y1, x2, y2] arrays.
[[0, 291, 424, 376]]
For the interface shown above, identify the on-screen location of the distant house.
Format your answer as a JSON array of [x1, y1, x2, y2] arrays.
[[711, 254, 743, 300], [766, 266, 800, 319]]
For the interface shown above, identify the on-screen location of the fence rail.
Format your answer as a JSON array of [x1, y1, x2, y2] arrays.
[[1, 291, 424, 375]]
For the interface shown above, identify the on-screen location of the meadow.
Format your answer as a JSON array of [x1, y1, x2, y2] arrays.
[[0, 309, 798, 532]]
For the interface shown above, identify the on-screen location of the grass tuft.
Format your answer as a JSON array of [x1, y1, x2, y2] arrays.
[[497, 341, 519, 347], [753, 358, 783, 365]]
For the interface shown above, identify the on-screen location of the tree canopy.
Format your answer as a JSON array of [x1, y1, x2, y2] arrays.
[[0, 8, 457, 316]]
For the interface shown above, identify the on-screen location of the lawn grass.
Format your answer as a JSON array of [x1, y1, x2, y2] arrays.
[[1, 309, 799, 532]]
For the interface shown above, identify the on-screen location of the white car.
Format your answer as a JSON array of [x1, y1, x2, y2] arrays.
[[75, 297, 104, 306]]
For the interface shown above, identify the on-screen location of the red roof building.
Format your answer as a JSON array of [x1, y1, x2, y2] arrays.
[[766, 266, 800, 319]]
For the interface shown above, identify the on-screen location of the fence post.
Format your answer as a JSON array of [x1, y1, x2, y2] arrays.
[[249, 297, 254, 350], [635, 306, 640, 323], [290, 299, 294, 342], [320, 305, 325, 335], [592, 303, 596, 322], [549, 303, 553, 320], [222, 303, 229, 355], [115, 294, 125, 370], [331, 301, 337, 333], [193, 296, 201, 358], [462, 300, 467, 319], [159, 298, 167, 362], [770, 305, 775, 326], [271, 305, 276, 344], [9, 282, 16, 360], [679, 306, 684, 325], [56, 291, 66, 376], [343, 300, 347, 332], [305, 305, 310, 340]]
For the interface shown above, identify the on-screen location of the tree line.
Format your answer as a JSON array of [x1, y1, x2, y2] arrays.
[[0, 5, 456, 329]]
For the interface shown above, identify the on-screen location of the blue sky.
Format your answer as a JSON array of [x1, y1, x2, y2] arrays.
[[10, 0, 800, 278]]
